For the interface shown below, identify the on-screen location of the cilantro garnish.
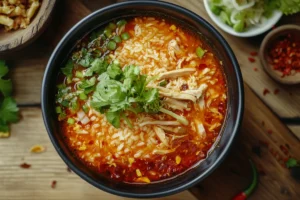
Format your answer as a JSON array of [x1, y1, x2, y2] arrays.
[[286, 158, 299, 168], [0, 60, 19, 135]]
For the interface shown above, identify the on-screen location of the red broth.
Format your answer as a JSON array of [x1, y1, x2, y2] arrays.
[[56, 17, 227, 183]]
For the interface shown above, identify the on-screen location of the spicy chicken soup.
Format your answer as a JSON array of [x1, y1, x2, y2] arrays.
[[55, 17, 227, 183]]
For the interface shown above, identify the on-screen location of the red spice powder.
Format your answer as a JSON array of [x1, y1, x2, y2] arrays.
[[250, 51, 258, 56], [248, 57, 255, 63], [253, 67, 258, 71], [20, 163, 31, 169], [268, 34, 300, 77], [274, 89, 280, 95], [51, 180, 57, 188], [263, 89, 270, 96]]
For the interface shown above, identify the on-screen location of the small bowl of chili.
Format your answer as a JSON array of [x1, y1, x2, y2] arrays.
[[259, 24, 300, 85]]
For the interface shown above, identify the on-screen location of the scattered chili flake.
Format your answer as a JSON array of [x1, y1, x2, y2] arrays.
[[280, 145, 289, 156], [180, 84, 189, 91], [20, 163, 31, 169], [268, 33, 300, 77], [274, 89, 280, 95], [250, 51, 258, 56], [253, 67, 258, 71], [51, 180, 57, 189], [267, 129, 273, 135], [263, 88, 270, 96], [248, 57, 255, 63]]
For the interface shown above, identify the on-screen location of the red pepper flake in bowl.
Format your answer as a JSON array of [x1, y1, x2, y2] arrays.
[[268, 34, 300, 77], [248, 57, 255, 63], [263, 88, 270, 96], [250, 52, 258, 56], [51, 180, 57, 188], [20, 163, 31, 169]]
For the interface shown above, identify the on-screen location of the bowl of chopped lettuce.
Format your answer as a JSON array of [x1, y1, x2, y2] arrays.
[[204, 0, 300, 37]]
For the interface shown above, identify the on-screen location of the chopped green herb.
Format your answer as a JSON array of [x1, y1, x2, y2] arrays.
[[117, 19, 127, 27], [75, 71, 84, 78], [107, 41, 117, 50], [286, 158, 299, 168], [79, 77, 96, 89], [121, 32, 130, 40], [108, 22, 116, 30], [79, 92, 87, 100], [82, 104, 89, 113], [159, 80, 168, 87], [104, 28, 112, 38], [67, 118, 75, 125], [113, 36, 122, 43], [196, 47, 206, 58], [55, 106, 62, 114], [61, 60, 74, 76], [85, 58, 108, 77]]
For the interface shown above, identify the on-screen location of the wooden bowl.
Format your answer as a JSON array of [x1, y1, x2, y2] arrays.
[[0, 0, 56, 54], [259, 24, 300, 85]]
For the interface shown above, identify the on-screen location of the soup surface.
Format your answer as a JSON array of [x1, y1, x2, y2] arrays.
[[55, 17, 227, 183]]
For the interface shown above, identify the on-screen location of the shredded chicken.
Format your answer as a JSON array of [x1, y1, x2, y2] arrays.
[[153, 149, 175, 155], [158, 125, 186, 134], [163, 98, 190, 111], [153, 126, 168, 146], [195, 120, 206, 138], [156, 86, 197, 102], [183, 84, 208, 99], [168, 39, 183, 60], [159, 68, 196, 80], [139, 120, 181, 126]]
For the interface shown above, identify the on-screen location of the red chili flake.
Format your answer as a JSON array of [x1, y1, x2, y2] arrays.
[[279, 145, 289, 155], [253, 67, 258, 71], [180, 84, 189, 91], [197, 64, 207, 70], [274, 89, 280, 95], [51, 180, 57, 189], [263, 88, 270, 96], [20, 163, 31, 169], [250, 51, 258, 56], [88, 140, 94, 145], [268, 33, 300, 77], [267, 129, 273, 135], [248, 57, 255, 63]]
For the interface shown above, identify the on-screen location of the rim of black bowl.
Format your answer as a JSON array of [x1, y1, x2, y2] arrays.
[[42, 0, 244, 198]]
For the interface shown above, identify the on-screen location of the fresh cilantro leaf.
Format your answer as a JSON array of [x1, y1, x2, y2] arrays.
[[0, 97, 19, 123], [79, 77, 96, 89], [85, 58, 108, 77], [0, 60, 12, 97], [286, 158, 299, 168], [107, 61, 123, 80], [105, 111, 121, 128], [61, 60, 74, 76], [78, 52, 93, 67], [0, 119, 9, 132]]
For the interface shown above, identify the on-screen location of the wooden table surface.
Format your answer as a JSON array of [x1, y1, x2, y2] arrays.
[[1, 0, 300, 200]]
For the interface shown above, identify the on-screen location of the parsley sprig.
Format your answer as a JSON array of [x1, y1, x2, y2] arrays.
[[0, 60, 19, 135]]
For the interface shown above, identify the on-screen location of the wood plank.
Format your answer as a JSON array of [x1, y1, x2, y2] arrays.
[[288, 125, 300, 139], [163, 0, 300, 119], [0, 108, 196, 200]]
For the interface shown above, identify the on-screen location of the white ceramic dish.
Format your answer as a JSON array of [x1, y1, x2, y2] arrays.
[[203, 0, 283, 37]]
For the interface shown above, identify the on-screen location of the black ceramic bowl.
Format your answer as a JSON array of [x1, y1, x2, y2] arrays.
[[42, 1, 244, 198]]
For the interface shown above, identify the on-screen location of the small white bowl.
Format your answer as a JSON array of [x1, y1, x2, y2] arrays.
[[203, 0, 282, 37]]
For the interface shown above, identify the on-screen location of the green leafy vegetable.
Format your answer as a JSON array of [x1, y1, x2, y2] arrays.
[[286, 158, 299, 168], [85, 58, 109, 77], [79, 77, 96, 89], [0, 60, 12, 97], [278, 0, 300, 15], [196, 47, 206, 58], [0, 60, 19, 134], [61, 60, 74, 76]]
